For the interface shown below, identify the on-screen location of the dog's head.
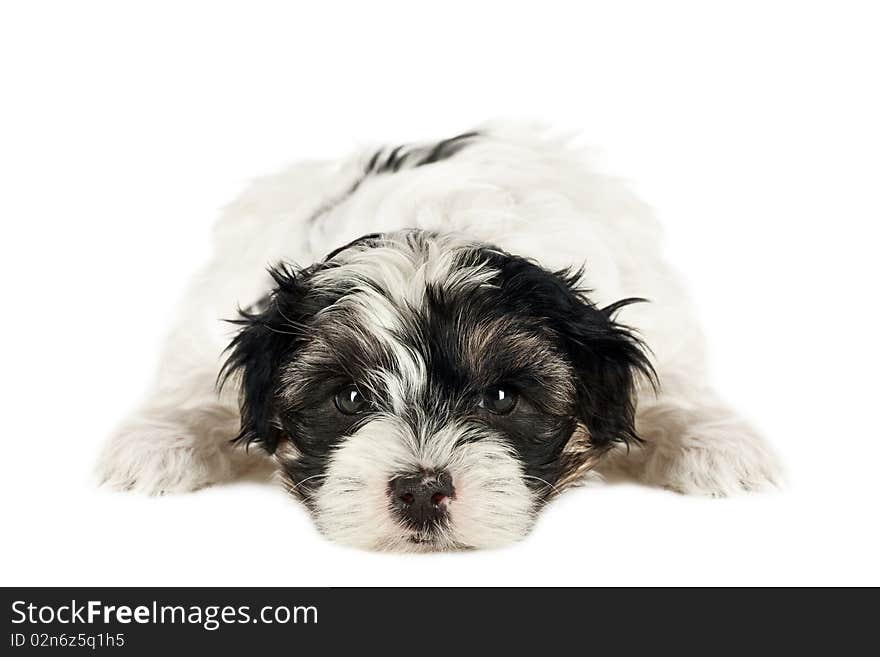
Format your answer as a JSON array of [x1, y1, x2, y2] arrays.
[[221, 230, 654, 551]]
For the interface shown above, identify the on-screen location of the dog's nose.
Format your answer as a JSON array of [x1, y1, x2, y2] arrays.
[[389, 470, 454, 528]]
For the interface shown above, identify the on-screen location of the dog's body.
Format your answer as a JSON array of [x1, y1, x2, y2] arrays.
[[98, 123, 780, 550]]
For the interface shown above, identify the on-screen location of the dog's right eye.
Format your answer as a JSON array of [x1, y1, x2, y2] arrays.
[[481, 385, 519, 415], [334, 385, 369, 415]]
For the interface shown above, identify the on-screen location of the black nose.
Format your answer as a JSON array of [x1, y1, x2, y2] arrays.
[[389, 470, 454, 529]]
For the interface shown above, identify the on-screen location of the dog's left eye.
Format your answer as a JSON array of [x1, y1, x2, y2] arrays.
[[334, 385, 369, 415], [481, 385, 518, 415]]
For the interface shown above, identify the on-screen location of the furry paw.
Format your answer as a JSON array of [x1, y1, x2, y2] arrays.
[[96, 416, 255, 495], [643, 422, 783, 497]]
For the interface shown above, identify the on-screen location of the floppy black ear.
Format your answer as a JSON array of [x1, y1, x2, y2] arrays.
[[547, 272, 657, 449], [559, 292, 656, 449], [218, 264, 310, 454]]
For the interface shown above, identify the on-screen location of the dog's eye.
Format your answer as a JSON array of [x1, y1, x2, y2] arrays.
[[481, 385, 518, 415], [334, 385, 369, 415]]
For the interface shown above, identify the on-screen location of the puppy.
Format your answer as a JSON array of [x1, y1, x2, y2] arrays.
[[97, 123, 781, 551]]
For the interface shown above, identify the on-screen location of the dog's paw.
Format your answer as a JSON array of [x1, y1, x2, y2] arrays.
[[642, 423, 784, 497], [96, 419, 244, 495]]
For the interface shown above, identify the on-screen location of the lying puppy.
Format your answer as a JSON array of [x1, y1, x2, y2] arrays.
[[97, 123, 781, 551]]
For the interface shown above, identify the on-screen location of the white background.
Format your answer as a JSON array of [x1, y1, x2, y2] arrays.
[[1, 1, 878, 586]]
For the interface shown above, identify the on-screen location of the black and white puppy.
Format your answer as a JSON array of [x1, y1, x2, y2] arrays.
[[98, 123, 780, 551]]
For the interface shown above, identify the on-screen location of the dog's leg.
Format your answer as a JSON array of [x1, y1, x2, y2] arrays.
[[600, 376, 783, 496], [96, 381, 268, 496]]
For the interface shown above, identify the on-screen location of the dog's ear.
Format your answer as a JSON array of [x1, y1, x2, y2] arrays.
[[553, 288, 657, 449], [219, 263, 311, 454], [488, 252, 656, 449]]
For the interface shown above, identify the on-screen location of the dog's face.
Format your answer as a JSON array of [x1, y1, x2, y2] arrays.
[[222, 231, 652, 551]]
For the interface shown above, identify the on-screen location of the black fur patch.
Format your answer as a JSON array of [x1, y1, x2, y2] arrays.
[[365, 131, 481, 175], [463, 247, 658, 450], [218, 262, 341, 453], [306, 132, 481, 226]]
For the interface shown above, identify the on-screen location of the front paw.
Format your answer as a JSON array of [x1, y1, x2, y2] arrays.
[[96, 419, 236, 495], [645, 425, 783, 497]]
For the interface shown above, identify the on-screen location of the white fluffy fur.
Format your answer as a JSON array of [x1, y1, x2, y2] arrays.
[[97, 121, 781, 544]]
